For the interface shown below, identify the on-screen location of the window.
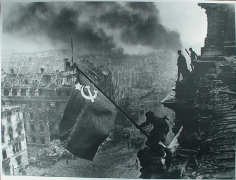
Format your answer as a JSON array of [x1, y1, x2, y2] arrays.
[[21, 89, 26, 96], [39, 113, 42, 120], [17, 122, 22, 135], [39, 124, 44, 132], [18, 142, 22, 151], [2, 150, 7, 159], [30, 124, 35, 133], [4, 166, 10, 175], [39, 89, 43, 96], [15, 143, 19, 152], [13, 89, 17, 96], [8, 126, 13, 141], [41, 138, 45, 144], [32, 137, 36, 143], [16, 156, 22, 165], [4, 89, 9, 96], [2, 126, 5, 143], [30, 113, 34, 119]]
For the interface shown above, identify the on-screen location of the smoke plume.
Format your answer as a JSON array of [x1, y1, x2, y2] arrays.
[[3, 2, 182, 54]]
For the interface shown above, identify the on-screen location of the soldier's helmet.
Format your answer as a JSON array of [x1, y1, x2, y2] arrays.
[[145, 111, 154, 118]]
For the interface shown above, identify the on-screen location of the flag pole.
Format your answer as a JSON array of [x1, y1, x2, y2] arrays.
[[73, 63, 150, 138], [71, 38, 74, 74], [71, 38, 74, 64]]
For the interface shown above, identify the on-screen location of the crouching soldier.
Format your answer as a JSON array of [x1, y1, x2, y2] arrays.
[[137, 111, 173, 179]]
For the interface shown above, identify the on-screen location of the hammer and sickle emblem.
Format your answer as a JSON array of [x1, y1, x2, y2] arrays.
[[75, 83, 98, 102]]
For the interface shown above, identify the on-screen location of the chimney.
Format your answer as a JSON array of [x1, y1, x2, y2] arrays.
[[64, 58, 70, 71], [40, 68, 45, 74]]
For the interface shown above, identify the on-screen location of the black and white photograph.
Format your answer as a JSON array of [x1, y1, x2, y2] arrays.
[[1, 0, 235, 179]]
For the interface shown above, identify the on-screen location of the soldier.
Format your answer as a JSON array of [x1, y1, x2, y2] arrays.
[[189, 48, 198, 71], [138, 111, 169, 145], [177, 50, 189, 81], [137, 111, 172, 169]]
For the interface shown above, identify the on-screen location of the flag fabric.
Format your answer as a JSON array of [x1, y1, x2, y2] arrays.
[[60, 62, 117, 160]]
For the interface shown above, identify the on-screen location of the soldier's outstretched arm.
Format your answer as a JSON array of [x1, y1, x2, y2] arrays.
[[138, 120, 150, 128]]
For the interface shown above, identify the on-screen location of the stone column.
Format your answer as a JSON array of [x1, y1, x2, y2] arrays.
[[199, 3, 235, 56], [199, 4, 227, 56]]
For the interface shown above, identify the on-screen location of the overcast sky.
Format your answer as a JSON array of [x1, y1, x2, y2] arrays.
[[1, 1, 207, 55]]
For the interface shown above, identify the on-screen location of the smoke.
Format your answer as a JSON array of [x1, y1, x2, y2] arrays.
[[3, 2, 182, 54]]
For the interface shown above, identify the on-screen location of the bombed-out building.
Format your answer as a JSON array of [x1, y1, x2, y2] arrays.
[[158, 3, 235, 179], [1, 53, 116, 157], [1, 105, 29, 176]]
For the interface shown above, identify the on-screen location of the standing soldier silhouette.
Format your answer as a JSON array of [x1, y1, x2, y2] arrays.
[[177, 50, 189, 81], [189, 47, 198, 71]]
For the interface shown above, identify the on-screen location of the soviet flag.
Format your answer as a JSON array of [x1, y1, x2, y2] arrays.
[[60, 62, 117, 160]]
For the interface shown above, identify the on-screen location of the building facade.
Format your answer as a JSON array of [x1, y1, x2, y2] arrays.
[[1, 105, 29, 175]]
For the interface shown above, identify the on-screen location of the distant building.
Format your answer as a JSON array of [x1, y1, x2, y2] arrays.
[[1, 58, 115, 157], [1, 105, 29, 175]]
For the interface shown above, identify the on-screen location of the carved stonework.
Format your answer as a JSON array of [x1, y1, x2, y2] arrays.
[[199, 3, 235, 56]]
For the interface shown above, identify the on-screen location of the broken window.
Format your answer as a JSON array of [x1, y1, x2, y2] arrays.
[[12, 143, 20, 154], [13, 145, 16, 154], [30, 113, 33, 120], [39, 124, 44, 132], [8, 126, 13, 141], [32, 136, 36, 143], [15, 143, 19, 152], [21, 89, 26, 96], [2, 150, 7, 159], [2, 125, 5, 143], [30, 124, 35, 133], [17, 121, 22, 135], [18, 142, 22, 151], [39, 113, 42, 120], [41, 138, 45, 144], [15, 155, 22, 165], [4, 89, 9, 96], [12, 89, 17, 96], [39, 89, 43, 96]]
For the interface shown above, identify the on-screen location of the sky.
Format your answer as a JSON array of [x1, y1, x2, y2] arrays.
[[1, 1, 207, 55]]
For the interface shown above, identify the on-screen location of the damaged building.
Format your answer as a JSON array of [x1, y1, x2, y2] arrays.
[[1, 105, 29, 175], [160, 3, 235, 179], [1, 55, 115, 158]]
